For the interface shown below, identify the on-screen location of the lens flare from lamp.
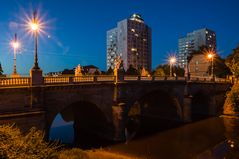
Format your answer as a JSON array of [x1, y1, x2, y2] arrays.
[[11, 41, 20, 49]]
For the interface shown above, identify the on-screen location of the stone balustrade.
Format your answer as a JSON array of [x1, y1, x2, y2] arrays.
[[0, 77, 30, 86], [0, 75, 232, 87]]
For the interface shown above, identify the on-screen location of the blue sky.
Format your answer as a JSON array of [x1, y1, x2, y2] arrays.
[[0, 0, 239, 75]]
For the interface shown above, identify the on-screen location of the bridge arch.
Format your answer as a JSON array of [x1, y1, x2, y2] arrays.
[[47, 100, 112, 148], [191, 90, 211, 120], [124, 89, 183, 139]]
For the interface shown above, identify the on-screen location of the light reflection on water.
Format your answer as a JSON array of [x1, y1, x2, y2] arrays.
[[50, 114, 239, 158], [108, 117, 239, 159]]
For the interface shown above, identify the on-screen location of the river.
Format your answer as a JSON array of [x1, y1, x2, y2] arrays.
[[50, 115, 239, 158], [107, 117, 239, 159]]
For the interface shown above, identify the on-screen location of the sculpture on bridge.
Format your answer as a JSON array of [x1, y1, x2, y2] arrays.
[[114, 55, 124, 83], [140, 67, 150, 76], [75, 64, 82, 76]]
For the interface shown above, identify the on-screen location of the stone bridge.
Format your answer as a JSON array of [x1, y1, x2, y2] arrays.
[[0, 75, 231, 146]]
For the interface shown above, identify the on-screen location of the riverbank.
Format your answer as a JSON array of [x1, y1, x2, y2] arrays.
[[59, 148, 139, 159], [220, 114, 239, 119], [0, 124, 138, 159]]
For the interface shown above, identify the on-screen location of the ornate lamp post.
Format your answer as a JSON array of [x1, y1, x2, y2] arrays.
[[29, 10, 43, 85], [11, 33, 20, 77], [169, 56, 176, 77], [30, 10, 40, 70]]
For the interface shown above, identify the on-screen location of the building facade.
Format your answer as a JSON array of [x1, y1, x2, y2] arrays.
[[188, 54, 210, 77], [106, 14, 152, 71], [178, 28, 216, 68]]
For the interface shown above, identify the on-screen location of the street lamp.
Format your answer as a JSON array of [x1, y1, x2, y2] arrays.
[[28, 10, 43, 85], [207, 52, 214, 78], [29, 10, 40, 70], [11, 33, 20, 77], [169, 56, 176, 77]]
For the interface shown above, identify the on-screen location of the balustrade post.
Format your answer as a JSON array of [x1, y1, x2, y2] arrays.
[[69, 76, 74, 84], [93, 76, 97, 82], [30, 69, 43, 86]]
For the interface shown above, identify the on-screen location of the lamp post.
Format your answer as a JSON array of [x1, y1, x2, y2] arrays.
[[29, 10, 43, 85], [30, 10, 40, 70], [11, 33, 20, 77], [207, 53, 214, 79], [169, 57, 176, 77]]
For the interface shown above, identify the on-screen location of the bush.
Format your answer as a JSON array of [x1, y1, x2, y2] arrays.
[[0, 125, 135, 159], [224, 82, 239, 115], [0, 125, 59, 159]]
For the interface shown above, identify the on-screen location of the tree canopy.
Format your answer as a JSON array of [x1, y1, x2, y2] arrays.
[[153, 64, 184, 77], [0, 63, 3, 75], [226, 45, 239, 77], [125, 65, 139, 75]]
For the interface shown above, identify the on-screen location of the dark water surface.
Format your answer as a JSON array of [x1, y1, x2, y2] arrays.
[[107, 117, 239, 159]]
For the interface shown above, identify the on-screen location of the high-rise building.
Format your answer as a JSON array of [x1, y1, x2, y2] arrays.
[[106, 14, 152, 71], [178, 28, 216, 68]]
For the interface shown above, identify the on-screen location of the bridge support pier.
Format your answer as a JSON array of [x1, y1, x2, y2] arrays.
[[112, 103, 126, 141], [209, 96, 217, 116], [182, 96, 192, 122]]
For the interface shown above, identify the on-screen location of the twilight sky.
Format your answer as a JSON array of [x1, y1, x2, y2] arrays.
[[0, 0, 239, 75]]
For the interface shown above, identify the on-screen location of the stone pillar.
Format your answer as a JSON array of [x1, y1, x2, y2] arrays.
[[183, 96, 192, 122], [209, 96, 217, 116], [30, 68, 43, 85], [112, 102, 126, 141], [30, 86, 44, 108]]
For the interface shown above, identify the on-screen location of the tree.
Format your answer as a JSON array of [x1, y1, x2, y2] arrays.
[[126, 65, 139, 75], [211, 55, 231, 78], [0, 63, 3, 75], [94, 69, 101, 75], [174, 66, 185, 77], [226, 45, 239, 77], [106, 67, 113, 75], [153, 66, 165, 76]]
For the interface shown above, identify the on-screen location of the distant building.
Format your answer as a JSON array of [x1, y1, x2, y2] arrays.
[[107, 13, 152, 71], [82, 65, 101, 75], [188, 54, 210, 77], [178, 28, 216, 68]]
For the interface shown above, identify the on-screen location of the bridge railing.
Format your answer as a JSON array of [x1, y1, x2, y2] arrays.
[[124, 76, 186, 81], [0, 77, 30, 87], [43, 75, 116, 85], [44, 76, 70, 84], [96, 75, 115, 82], [190, 76, 213, 82], [73, 76, 94, 83], [0, 75, 232, 87]]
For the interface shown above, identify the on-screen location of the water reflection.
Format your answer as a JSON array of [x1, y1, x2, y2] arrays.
[[108, 117, 239, 159], [49, 114, 74, 144]]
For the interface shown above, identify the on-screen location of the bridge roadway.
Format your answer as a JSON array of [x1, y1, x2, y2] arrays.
[[0, 75, 231, 145]]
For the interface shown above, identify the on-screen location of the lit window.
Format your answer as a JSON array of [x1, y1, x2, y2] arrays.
[[131, 48, 137, 52], [131, 29, 135, 32], [206, 31, 208, 34]]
